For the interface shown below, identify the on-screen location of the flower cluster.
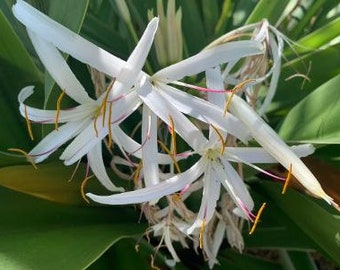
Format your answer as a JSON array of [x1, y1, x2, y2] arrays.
[[13, 0, 336, 268]]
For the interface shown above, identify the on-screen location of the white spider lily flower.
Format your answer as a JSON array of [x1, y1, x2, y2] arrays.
[[15, 8, 159, 191], [208, 67, 336, 206], [13, 0, 264, 145]]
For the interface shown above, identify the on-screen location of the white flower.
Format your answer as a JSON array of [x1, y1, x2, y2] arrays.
[[13, 0, 265, 190], [14, 1, 160, 191]]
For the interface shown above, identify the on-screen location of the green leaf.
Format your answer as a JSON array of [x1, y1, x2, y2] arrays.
[[0, 186, 145, 270], [293, 16, 340, 54], [0, 162, 112, 205], [271, 43, 340, 113], [279, 74, 340, 143], [256, 182, 340, 266], [245, 0, 290, 25], [0, 7, 42, 151], [0, 7, 41, 79]]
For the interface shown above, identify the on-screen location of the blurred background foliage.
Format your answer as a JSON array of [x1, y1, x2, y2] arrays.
[[1, 0, 340, 269]]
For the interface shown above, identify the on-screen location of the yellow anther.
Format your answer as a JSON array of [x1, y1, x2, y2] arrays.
[[211, 124, 226, 155], [133, 161, 143, 186], [157, 140, 181, 173], [249, 202, 266, 235], [172, 193, 182, 201], [282, 164, 292, 194], [55, 90, 65, 130], [7, 148, 37, 169], [80, 175, 94, 204], [199, 218, 206, 249], [223, 79, 255, 116], [24, 105, 34, 140]]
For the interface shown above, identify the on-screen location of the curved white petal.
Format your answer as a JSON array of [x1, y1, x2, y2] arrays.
[[18, 87, 97, 122], [158, 83, 250, 143], [29, 119, 91, 163], [153, 40, 263, 82], [87, 142, 125, 192], [187, 163, 221, 234], [137, 79, 207, 151], [13, 0, 125, 77], [86, 158, 207, 205], [60, 119, 107, 165], [142, 105, 160, 187], [28, 30, 93, 104], [109, 18, 158, 98], [257, 33, 282, 116], [226, 144, 315, 164], [228, 93, 333, 204], [215, 159, 254, 218]]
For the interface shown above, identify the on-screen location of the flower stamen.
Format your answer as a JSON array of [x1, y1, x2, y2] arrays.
[[157, 140, 181, 173], [55, 90, 65, 130], [199, 218, 206, 249], [81, 174, 94, 204], [211, 124, 226, 155], [249, 202, 266, 235], [24, 105, 34, 140], [224, 79, 255, 116], [133, 161, 143, 186], [7, 148, 37, 169], [282, 164, 292, 194]]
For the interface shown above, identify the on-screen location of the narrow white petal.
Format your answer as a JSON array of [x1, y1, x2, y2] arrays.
[[86, 158, 206, 205], [13, 0, 125, 77], [142, 105, 160, 186], [214, 159, 254, 217], [28, 31, 93, 104], [18, 87, 97, 122], [153, 40, 263, 82], [87, 143, 125, 192], [187, 163, 221, 234], [257, 33, 282, 116], [110, 19, 158, 97], [30, 119, 90, 163], [137, 80, 208, 150], [60, 119, 105, 165], [226, 144, 315, 164], [228, 94, 333, 203], [206, 67, 226, 109], [158, 83, 250, 143]]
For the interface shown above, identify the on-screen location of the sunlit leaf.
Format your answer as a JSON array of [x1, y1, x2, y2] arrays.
[[279, 74, 340, 143]]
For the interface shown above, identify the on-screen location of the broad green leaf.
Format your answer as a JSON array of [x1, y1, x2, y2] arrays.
[[279, 74, 340, 143], [293, 16, 340, 54], [245, 0, 291, 25], [0, 7, 42, 152], [256, 182, 340, 266], [0, 162, 115, 205], [0, 6, 41, 79], [271, 43, 340, 113], [0, 186, 145, 270]]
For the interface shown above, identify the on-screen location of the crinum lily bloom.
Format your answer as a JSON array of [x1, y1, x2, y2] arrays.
[[14, 2, 160, 191], [13, 0, 265, 190]]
